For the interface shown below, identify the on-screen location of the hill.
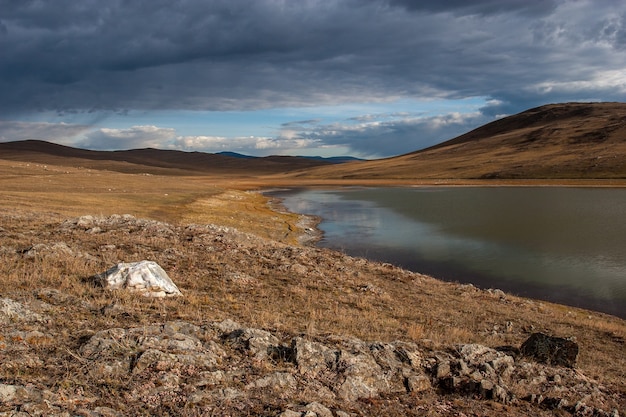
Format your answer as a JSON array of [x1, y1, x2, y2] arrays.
[[0, 140, 335, 176], [286, 102, 626, 180]]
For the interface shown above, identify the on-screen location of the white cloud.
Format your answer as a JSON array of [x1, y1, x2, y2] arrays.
[[79, 125, 176, 150], [532, 69, 626, 95], [171, 135, 319, 155]]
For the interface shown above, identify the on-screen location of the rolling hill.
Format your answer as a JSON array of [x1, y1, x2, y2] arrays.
[[0, 140, 336, 176], [287, 102, 626, 180]]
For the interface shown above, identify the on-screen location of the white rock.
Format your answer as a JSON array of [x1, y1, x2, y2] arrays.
[[97, 261, 182, 297]]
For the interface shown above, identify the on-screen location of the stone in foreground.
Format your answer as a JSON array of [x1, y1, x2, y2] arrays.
[[520, 332, 578, 368], [96, 261, 182, 297]]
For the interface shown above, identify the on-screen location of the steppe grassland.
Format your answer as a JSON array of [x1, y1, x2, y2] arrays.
[[0, 160, 303, 241], [0, 158, 625, 392]]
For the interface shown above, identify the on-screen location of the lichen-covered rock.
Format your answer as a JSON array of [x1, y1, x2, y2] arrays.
[[95, 260, 182, 297], [222, 326, 281, 361], [520, 332, 579, 368], [0, 384, 43, 405], [79, 321, 223, 377], [293, 337, 338, 376], [246, 372, 297, 393], [336, 350, 387, 401], [304, 401, 334, 417], [0, 298, 47, 323]]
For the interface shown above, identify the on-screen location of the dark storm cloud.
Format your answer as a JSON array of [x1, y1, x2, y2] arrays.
[[387, 0, 559, 17], [281, 120, 322, 128], [1, 0, 625, 155]]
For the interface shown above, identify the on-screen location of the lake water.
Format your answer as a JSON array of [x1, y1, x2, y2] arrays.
[[269, 187, 626, 319]]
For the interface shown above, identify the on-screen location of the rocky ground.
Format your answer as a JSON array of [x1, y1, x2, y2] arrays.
[[0, 211, 624, 416]]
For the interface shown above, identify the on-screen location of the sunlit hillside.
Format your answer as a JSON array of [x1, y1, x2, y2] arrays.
[[284, 102, 626, 181]]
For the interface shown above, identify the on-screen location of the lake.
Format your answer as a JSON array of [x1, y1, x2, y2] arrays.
[[268, 187, 626, 319]]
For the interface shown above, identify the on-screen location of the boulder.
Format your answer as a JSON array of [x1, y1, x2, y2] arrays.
[[520, 333, 579, 368], [95, 261, 182, 297]]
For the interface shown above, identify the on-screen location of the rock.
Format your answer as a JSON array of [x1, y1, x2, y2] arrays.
[[0, 384, 42, 405], [294, 337, 337, 376], [0, 298, 46, 323], [305, 401, 334, 417], [406, 375, 431, 392], [278, 410, 303, 417], [436, 360, 451, 378], [246, 372, 297, 392], [79, 322, 223, 377], [222, 327, 281, 361], [335, 350, 388, 401], [520, 333, 579, 367], [94, 261, 182, 297]]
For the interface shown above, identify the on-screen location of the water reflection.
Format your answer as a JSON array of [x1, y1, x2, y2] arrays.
[[270, 187, 626, 318]]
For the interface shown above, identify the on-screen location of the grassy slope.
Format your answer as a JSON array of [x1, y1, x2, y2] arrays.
[[281, 102, 626, 181]]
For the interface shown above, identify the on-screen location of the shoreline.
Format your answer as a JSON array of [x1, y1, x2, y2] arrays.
[[260, 185, 626, 320], [263, 190, 324, 246]]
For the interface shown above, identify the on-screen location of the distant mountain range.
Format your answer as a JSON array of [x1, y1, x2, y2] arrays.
[[1, 102, 625, 179], [217, 151, 362, 164]]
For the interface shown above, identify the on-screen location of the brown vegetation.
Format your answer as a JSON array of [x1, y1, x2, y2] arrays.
[[1, 206, 625, 415]]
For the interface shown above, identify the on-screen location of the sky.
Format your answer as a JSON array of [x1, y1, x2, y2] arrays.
[[1, 0, 625, 159]]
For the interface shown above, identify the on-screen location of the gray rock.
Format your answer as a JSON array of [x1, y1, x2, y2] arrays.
[[305, 402, 333, 417], [0, 298, 46, 323], [79, 322, 224, 377], [294, 337, 337, 376], [0, 384, 42, 405], [278, 410, 302, 417], [247, 372, 297, 392], [406, 375, 431, 392], [95, 261, 182, 297], [520, 333, 579, 367], [223, 327, 281, 361], [336, 350, 388, 401]]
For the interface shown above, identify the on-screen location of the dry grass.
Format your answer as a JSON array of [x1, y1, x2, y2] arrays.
[[0, 160, 306, 243], [1, 156, 625, 413], [1, 206, 625, 392]]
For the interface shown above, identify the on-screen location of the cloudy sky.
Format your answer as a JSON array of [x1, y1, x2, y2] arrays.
[[1, 0, 625, 158]]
